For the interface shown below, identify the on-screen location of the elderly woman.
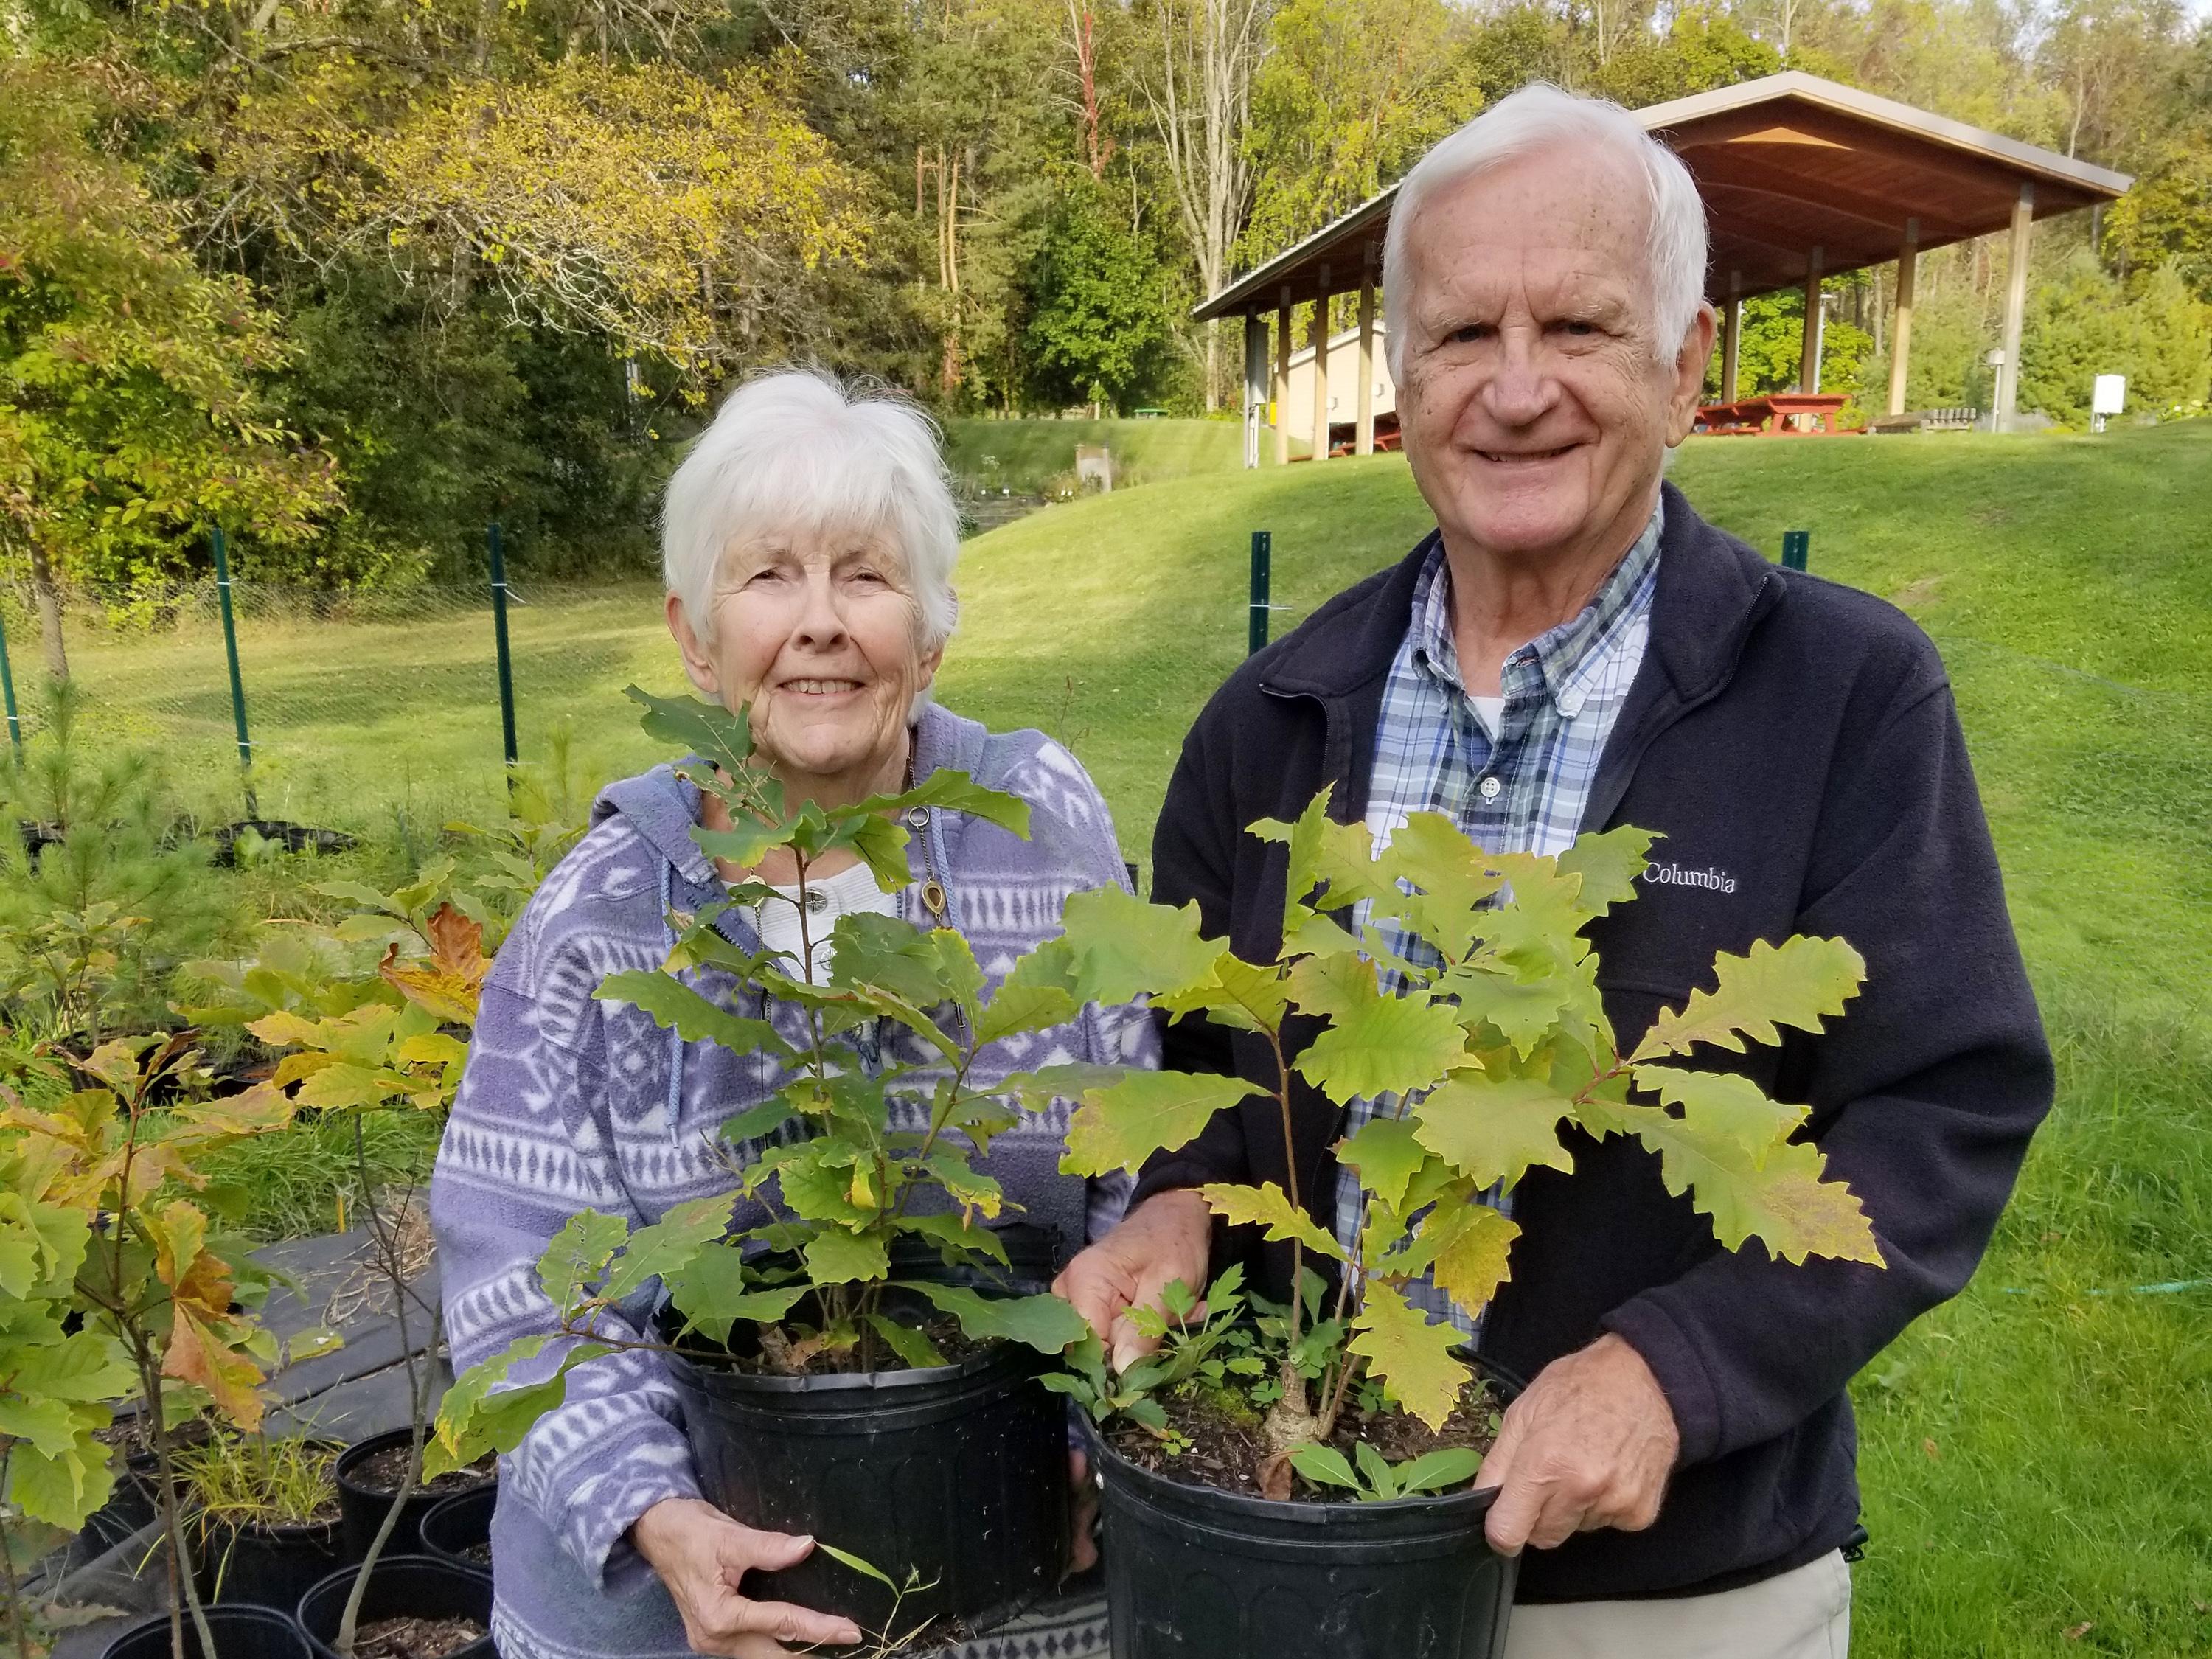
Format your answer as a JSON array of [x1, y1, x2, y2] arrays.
[[430, 371, 1147, 1659]]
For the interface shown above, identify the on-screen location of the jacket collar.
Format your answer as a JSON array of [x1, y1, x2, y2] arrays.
[[1258, 481, 1778, 711]]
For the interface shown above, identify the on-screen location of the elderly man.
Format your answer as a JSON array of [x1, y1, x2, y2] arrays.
[[1058, 84, 2052, 1658]]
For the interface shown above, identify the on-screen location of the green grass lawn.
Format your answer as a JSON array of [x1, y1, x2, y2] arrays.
[[31, 420, 2212, 1653], [939, 414, 1301, 495]]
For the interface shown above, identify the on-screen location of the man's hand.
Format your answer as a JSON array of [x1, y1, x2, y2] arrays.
[[1476, 1334, 1679, 1556], [1052, 1189, 1211, 1373], [631, 1497, 863, 1657]]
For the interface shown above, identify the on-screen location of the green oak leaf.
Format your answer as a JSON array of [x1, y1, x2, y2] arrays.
[[536, 1211, 631, 1311], [907, 1284, 1089, 1354], [1411, 1074, 1578, 1190], [600, 1197, 734, 1301], [1060, 1070, 1266, 1177], [1631, 1066, 1809, 1168], [804, 1228, 892, 1286], [625, 685, 754, 776], [1556, 825, 1658, 919], [1631, 936, 1867, 1062], [1295, 991, 1469, 1104], [1055, 886, 1222, 1004], [1197, 1181, 1351, 1264], [595, 973, 796, 1060], [1335, 1117, 1432, 1214]]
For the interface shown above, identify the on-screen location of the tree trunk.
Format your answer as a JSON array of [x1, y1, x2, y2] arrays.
[[28, 540, 66, 681]]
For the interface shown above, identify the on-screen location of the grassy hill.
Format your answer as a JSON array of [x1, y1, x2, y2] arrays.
[[941, 422, 2212, 1659], [939, 415, 1304, 495]]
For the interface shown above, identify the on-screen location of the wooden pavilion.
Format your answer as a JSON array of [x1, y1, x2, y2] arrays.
[[1197, 71, 2132, 464]]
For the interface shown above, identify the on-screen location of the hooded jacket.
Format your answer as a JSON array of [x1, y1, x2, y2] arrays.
[[430, 703, 1150, 1659], [1132, 483, 2053, 1603]]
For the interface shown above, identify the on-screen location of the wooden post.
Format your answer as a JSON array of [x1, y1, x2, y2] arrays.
[[1274, 285, 1293, 467], [1996, 184, 2034, 432], [1798, 246, 1823, 393], [1311, 266, 1332, 463], [1243, 313, 1267, 470], [1355, 252, 1377, 456], [1721, 270, 1742, 403], [1888, 218, 1919, 418]]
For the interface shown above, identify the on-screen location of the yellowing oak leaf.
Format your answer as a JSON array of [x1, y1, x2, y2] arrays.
[[1412, 1075, 1577, 1190], [1348, 1279, 1471, 1432], [1197, 1182, 1350, 1265], [164, 1304, 265, 1431], [1060, 1071, 1265, 1177], [379, 902, 492, 1024], [1632, 936, 1865, 1062], [1583, 1098, 1884, 1265], [1425, 1204, 1520, 1320], [1555, 825, 1659, 919]]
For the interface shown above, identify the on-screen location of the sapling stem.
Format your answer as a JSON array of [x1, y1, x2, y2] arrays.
[[336, 1125, 429, 1657], [2, 1457, 36, 1659], [1259, 1028, 1310, 1417]]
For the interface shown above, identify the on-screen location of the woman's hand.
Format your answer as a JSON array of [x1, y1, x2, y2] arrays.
[[631, 1498, 863, 1657], [1054, 1190, 1212, 1373]]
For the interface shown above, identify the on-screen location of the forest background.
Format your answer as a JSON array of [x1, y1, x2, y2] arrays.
[[6, 0, 2212, 602]]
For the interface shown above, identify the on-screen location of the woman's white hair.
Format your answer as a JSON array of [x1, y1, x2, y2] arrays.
[[661, 368, 961, 651], [1382, 83, 1709, 380]]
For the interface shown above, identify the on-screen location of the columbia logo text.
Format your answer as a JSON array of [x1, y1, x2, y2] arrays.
[[1641, 860, 1739, 894]]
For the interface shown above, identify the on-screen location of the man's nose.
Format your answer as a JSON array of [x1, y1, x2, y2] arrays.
[[1482, 329, 1559, 427]]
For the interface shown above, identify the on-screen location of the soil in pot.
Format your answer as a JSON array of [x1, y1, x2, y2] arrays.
[[1106, 1373, 1503, 1500], [100, 1605, 313, 1659], [1089, 1363, 1520, 1659], [659, 1275, 1068, 1643], [296, 1555, 493, 1659], [334, 1431, 495, 1559], [417, 1485, 496, 1573]]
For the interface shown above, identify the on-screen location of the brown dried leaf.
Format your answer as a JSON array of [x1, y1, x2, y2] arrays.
[[379, 904, 490, 1023], [1256, 1450, 1293, 1503]]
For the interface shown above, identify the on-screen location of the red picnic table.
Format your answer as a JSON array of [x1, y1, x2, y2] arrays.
[[1697, 393, 1860, 436]]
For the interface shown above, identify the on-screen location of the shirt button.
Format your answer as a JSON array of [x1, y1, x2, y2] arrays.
[[1478, 776, 1502, 801], [1559, 690, 1585, 717]]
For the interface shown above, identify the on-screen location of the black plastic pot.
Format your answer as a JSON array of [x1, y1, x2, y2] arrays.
[[1087, 1359, 1524, 1659], [101, 1604, 313, 1659], [196, 1515, 347, 1613], [296, 1555, 494, 1659], [334, 1430, 493, 1560], [417, 1484, 496, 1575], [664, 1288, 1069, 1636]]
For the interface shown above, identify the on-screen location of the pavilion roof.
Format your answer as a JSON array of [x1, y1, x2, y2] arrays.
[[1192, 70, 2132, 320]]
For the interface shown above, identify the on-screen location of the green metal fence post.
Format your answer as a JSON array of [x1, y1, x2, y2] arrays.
[[1782, 529, 1811, 572], [211, 528, 259, 817], [488, 523, 519, 783], [1248, 530, 1273, 656], [0, 607, 21, 761]]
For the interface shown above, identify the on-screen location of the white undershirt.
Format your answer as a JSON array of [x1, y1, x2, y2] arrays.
[[748, 860, 898, 985], [1468, 694, 1506, 740]]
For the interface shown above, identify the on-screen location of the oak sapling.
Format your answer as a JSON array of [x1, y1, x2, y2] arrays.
[[1051, 793, 1885, 1498], [427, 686, 1113, 1467]]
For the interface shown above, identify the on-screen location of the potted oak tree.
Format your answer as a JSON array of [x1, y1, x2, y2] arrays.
[[1044, 797, 1886, 1658]]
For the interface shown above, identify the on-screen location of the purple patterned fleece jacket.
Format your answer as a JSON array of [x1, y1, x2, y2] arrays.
[[428, 704, 1150, 1659]]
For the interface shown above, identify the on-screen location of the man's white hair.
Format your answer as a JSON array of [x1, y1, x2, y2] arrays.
[[1382, 83, 1709, 380], [661, 368, 960, 650]]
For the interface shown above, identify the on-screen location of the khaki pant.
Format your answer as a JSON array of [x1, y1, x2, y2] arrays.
[[1503, 1550, 1851, 1659]]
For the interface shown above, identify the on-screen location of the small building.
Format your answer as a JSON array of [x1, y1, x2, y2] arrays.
[[1208, 71, 2131, 467], [1279, 321, 1396, 450]]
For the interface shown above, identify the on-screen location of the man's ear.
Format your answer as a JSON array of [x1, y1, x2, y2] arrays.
[[1663, 304, 1720, 448], [666, 592, 720, 698]]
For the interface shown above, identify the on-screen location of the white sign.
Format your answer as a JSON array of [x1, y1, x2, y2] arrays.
[[2093, 375, 2126, 416]]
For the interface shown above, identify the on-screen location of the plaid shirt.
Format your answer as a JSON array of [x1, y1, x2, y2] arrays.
[[1334, 504, 1663, 1332]]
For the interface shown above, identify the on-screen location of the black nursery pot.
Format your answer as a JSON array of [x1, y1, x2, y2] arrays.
[[665, 1312, 1070, 1637], [334, 1430, 491, 1560], [102, 1604, 313, 1659], [418, 1484, 497, 1575], [296, 1555, 494, 1659], [196, 1515, 347, 1613], [1087, 1357, 1526, 1659]]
